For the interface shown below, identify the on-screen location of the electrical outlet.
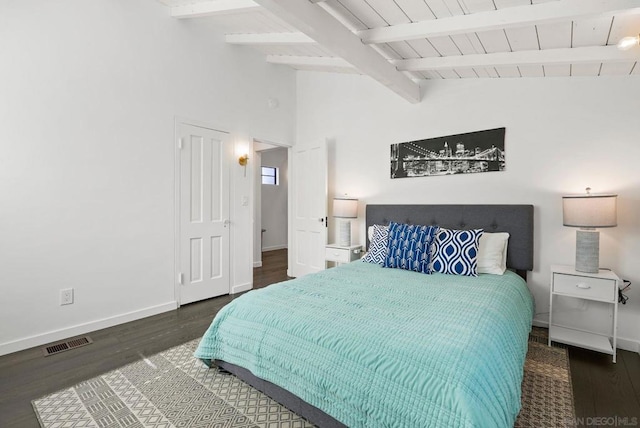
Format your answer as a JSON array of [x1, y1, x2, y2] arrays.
[[60, 288, 74, 305]]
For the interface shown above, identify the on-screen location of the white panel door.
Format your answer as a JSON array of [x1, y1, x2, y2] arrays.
[[178, 123, 230, 304], [289, 141, 327, 278]]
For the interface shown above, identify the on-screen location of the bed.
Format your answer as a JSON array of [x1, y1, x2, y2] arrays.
[[195, 204, 534, 427]]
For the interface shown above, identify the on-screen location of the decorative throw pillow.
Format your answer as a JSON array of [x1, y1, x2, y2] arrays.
[[362, 224, 389, 265], [431, 228, 484, 276], [477, 232, 510, 275], [383, 222, 439, 274]]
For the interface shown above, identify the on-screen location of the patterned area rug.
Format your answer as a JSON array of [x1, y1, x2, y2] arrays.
[[516, 327, 576, 427], [33, 330, 575, 428]]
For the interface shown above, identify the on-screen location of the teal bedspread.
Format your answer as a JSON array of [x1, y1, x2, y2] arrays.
[[195, 261, 534, 428]]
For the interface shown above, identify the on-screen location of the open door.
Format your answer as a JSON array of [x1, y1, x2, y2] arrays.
[[288, 141, 327, 278], [177, 122, 230, 304]]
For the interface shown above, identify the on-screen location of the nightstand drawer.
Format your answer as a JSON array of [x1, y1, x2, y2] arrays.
[[325, 247, 351, 263], [553, 273, 616, 302]]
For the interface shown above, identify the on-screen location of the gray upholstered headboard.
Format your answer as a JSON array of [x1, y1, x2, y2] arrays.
[[366, 204, 534, 278]]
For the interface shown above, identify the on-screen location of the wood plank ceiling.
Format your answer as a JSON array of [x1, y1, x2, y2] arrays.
[[158, 0, 640, 103]]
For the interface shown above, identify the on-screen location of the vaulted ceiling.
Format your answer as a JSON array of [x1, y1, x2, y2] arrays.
[[157, 0, 640, 103]]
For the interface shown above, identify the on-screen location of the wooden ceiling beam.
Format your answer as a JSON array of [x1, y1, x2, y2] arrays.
[[226, 32, 315, 45], [393, 45, 640, 71], [253, 0, 421, 103], [359, 0, 640, 44], [266, 55, 354, 69], [171, 0, 260, 19]]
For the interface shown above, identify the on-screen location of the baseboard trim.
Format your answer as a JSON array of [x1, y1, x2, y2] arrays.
[[262, 245, 287, 252], [532, 318, 640, 354], [532, 318, 548, 329], [617, 337, 640, 355], [231, 282, 252, 295], [253, 261, 263, 268], [0, 301, 178, 357]]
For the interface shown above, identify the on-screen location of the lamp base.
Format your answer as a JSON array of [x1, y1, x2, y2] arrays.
[[575, 229, 599, 273], [338, 220, 351, 247]]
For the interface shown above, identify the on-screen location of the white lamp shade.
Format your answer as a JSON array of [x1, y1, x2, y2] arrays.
[[333, 198, 358, 218], [562, 194, 617, 228]]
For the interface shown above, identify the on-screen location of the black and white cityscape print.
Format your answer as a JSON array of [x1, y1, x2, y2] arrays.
[[390, 127, 506, 179]]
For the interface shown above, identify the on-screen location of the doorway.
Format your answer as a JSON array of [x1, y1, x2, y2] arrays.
[[253, 141, 288, 272]]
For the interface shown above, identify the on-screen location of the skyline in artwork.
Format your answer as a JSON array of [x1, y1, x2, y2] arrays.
[[390, 127, 506, 179]]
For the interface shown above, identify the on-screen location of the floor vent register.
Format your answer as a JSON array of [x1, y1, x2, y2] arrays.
[[42, 336, 93, 357]]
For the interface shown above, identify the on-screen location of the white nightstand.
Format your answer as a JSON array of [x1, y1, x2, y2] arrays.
[[325, 244, 362, 266], [549, 264, 619, 362]]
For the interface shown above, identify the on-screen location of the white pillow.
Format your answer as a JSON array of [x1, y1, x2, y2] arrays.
[[366, 224, 388, 251], [477, 232, 510, 275], [368, 225, 388, 244]]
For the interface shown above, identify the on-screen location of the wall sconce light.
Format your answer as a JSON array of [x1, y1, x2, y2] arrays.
[[238, 154, 249, 177], [617, 34, 639, 50]]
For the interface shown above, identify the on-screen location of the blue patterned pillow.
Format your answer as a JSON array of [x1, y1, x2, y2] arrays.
[[362, 225, 389, 265], [431, 228, 484, 276], [383, 222, 439, 274]]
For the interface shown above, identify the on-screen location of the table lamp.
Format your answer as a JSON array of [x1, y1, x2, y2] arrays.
[[333, 198, 358, 247], [562, 188, 617, 273]]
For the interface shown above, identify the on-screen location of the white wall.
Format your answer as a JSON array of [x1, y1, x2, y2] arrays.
[[0, 0, 295, 355], [296, 72, 640, 351], [261, 148, 289, 251]]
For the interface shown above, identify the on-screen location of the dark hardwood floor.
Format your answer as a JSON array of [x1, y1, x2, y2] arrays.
[[1, 248, 638, 427], [569, 346, 640, 425]]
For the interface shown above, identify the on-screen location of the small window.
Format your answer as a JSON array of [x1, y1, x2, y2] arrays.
[[261, 166, 278, 185]]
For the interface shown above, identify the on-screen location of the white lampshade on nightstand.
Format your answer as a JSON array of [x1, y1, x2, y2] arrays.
[[333, 198, 358, 247], [563, 188, 617, 273]]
